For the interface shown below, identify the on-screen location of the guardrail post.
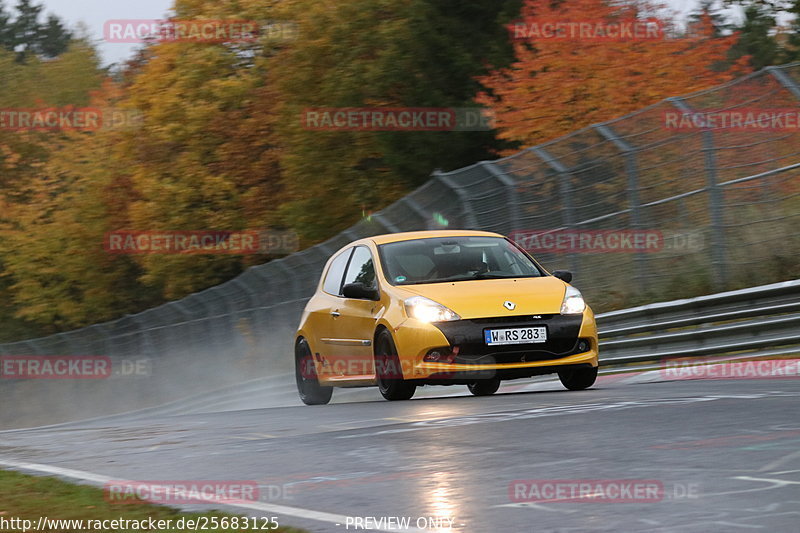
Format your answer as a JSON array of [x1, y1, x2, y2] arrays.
[[669, 97, 728, 290], [593, 124, 649, 295], [530, 146, 580, 275]]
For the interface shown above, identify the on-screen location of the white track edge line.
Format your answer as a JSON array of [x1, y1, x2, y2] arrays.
[[0, 458, 426, 533]]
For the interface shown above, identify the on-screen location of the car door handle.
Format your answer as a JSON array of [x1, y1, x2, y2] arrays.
[[331, 311, 341, 318]]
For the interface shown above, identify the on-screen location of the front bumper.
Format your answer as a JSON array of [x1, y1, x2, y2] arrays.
[[396, 312, 598, 382]]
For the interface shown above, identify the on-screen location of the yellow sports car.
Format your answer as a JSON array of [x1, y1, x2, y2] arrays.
[[294, 230, 599, 404]]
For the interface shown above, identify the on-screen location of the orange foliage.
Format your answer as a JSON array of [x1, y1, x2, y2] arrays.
[[477, 0, 752, 148]]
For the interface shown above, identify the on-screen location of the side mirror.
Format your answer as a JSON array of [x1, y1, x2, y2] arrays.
[[342, 282, 379, 300], [553, 270, 573, 283]]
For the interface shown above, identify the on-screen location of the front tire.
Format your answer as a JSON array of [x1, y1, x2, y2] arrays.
[[468, 377, 501, 396], [375, 329, 416, 401], [558, 366, 598, 391], [295, 338, 332, 405]]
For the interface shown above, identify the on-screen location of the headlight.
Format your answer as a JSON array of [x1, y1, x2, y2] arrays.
[[560, 285, 586, 315], [404, 296, 460, 322]]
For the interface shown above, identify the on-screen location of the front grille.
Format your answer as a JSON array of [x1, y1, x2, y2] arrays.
[[434, 314, 584, 364], [454, 342, 580, 364], [466, 314, 558, 324]]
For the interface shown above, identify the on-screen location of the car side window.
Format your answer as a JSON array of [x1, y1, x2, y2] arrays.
[[323, 248, 353, 296], [343, 246, 376, 290]]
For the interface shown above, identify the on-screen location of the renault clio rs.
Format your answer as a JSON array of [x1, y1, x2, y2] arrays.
[[294, 230, 599, 404]]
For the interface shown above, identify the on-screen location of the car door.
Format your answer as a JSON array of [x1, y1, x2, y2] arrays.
[[326, 245, 380, 378], [306, 247, 353, 377]]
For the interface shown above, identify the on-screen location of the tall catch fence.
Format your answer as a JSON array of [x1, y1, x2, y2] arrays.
[[1, 64, 798, 426]]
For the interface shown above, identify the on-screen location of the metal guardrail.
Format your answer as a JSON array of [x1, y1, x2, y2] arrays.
[[596, 279, 800, 365]]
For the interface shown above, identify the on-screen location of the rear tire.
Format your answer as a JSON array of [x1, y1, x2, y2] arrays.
[[375, 329, 416, 401], [295, 338, 333, 405], [468, 377, 501, 396], [558, 366, 598, 391]]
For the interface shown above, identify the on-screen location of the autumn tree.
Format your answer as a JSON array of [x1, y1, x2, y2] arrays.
[[271, 0, 522, 242], [3, 0, 291, 332], [477, 0, 751, 148], [0, 39, 104, 338]]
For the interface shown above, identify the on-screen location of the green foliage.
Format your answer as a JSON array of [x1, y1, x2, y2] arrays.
[[729, 3, 780, 69], [723, 0, 800, 66], [784, 0, 800, 61], [273, 0, 521, 242], [0, 0, 72, 62]]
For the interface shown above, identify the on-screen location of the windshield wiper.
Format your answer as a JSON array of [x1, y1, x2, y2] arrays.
[[471, 272, 540, 280], [397, 275, 480, 285], [397, 273, 540, 285]]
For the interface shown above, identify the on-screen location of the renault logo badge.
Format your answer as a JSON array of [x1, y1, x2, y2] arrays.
[[503, 301, 516, 311]]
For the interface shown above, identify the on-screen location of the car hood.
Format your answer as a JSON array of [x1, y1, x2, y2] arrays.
[[399, 276, 567, 319]]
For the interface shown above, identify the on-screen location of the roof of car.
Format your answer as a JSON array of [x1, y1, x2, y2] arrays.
[[367, 230, 504, 245]]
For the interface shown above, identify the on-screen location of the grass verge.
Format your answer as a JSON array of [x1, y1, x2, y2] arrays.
[[0, 470, 306, 533]]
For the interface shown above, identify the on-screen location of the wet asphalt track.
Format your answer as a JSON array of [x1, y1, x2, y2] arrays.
[[1, 373, 800, 533]]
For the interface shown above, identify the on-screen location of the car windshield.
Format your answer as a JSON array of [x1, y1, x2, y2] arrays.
[[379, 236, 543, 286]]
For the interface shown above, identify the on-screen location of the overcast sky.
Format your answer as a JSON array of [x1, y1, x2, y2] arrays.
[[38, 0, 738, 67]]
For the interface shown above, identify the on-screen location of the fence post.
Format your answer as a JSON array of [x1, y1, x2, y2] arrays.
[[480, 161, 520, 234], [370, 213, 401, 233], [129, 315, 155, 362], [236, 268, 273, 343], [593, 123, 648, 294], [25, 340, 42, 355], [399, 196, 431, 229], [767, 66, 800, 100], [273, 260, 302, 301], [433, 170, 479, 228], [531, 146, 580, 276], [668, 97, 728, 290]]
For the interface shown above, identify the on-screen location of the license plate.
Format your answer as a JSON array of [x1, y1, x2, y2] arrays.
[[484, 327, 547, 345]]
